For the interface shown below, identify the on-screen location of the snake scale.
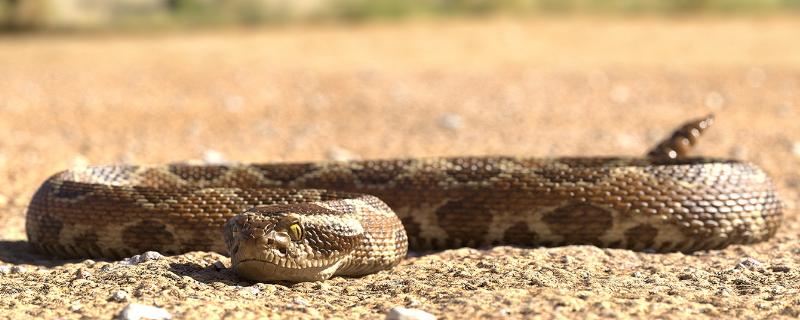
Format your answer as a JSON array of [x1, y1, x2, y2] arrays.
[[26, 115, 782, 281]]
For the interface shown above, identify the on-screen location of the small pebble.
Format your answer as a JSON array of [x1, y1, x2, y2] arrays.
[[438, 113, 463, 131], [69, 303, 82, 312], [678, 273, 696, 281], [704, 91, 726, 110], [609, 84, 631, 104], [385, 307, 436, 320], [326, 147, 357, 161], [72, 155, 89, 168], [116, 303, 171, 320], [110, 290, 128, 302], [202, 150, 225, 164], [10, 266, 26, 274], [74, 268, 92, 280], [164, 272, 182, 282], [735, 257, 762, 270], [212, 261, 226, 271], [311, 282, 329, 290], [405, 297, 422, 308], [120, 252, 164, 265], [734, 257, 761, 270], [293, 298, 308, 306], [0, 266, 10, 275], [771, 265, 791, 273], [791, 142, 800, 157], [239, 287, 260, 296], [770, 285, 786, 295], [615, 133, 638, 149]]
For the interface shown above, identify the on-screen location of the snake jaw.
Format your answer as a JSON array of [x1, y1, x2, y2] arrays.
[[223, 206, 364, 282], [235, 258, 346, 282]]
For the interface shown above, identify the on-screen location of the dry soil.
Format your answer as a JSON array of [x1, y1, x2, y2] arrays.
[[0, 17, 799, 319]]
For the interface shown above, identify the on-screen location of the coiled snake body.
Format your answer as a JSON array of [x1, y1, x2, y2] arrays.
[[26, 116, 783, 281]]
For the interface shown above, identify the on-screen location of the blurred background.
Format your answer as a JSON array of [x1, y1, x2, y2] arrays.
[[1, 1, 799, 239], [2, 4, 800, 318], [2, 0, 800, 30], [0, 0, 800, 30]]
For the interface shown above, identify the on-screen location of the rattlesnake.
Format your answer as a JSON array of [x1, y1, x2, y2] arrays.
[[26, 115, 783, 281]]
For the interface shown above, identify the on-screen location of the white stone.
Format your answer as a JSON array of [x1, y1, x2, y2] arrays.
[[704, 91, 725, 110], [10, 266, 26, 274], [202, 150, 225, 164], [438, 113, 463, 130], [385, 307, 436, 320], [110, 290, 128, 302], [326, 147, 357, 162], [72, 154, 90, 168], [615, 134, 639, 149], [119, 251, 164, 265], [116, 303, 171, 320], [239, 286, 260, 296], [74, 268, 92, 280], [791, 142, 800, 157], [405, 298, 421, 308], [770, 285, 786, 295], [735, 257, 762, 270]]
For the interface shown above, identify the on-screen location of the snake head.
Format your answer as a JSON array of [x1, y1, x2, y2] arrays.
[[223, 203, 364, 282]]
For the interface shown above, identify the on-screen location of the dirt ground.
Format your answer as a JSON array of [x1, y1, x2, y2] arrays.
[[1, 17, 799, 319]]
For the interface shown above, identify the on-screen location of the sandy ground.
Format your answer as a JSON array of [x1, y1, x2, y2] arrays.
[[1, 17, 799, 319]]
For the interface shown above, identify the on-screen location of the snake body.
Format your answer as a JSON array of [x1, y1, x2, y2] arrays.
[[26, 116, 783, 281]]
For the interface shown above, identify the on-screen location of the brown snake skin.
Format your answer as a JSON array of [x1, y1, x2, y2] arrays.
[[26, 115, 783, 281]]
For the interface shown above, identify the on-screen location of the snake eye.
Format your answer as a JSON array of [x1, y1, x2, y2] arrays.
[[288, 222, 303, 241]]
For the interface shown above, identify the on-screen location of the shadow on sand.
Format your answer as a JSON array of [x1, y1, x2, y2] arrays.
[[0, 240, 89, 267]]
